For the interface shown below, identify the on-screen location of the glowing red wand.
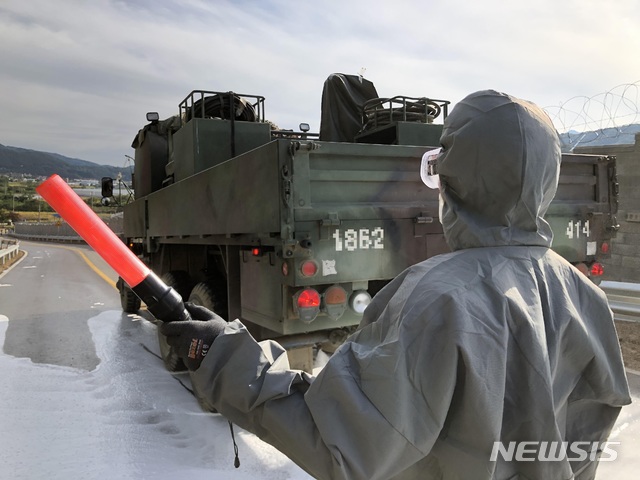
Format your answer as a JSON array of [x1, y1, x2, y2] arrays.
[[37, 174, 190, 322]]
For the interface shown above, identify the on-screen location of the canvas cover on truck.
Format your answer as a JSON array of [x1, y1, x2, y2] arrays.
[[319, 73, 379, 142]]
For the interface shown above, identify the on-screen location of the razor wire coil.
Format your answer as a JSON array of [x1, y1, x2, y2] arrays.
[[544, 81, 640, 150]]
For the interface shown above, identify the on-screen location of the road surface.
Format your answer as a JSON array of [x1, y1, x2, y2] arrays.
[[0, 240, 312, 480], [1, 240, 119, 370], [0, 239, 638, 479]]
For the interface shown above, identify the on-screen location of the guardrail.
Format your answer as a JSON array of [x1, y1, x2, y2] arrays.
[[0, 239, 20, 267], [11, 222, 83, 243], [600, 281, 640, 323], [11, 233, 84, 243], [11, 219, 123, 244]]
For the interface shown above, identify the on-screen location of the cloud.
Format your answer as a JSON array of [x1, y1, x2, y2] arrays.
[[1, 0, 639, 165]]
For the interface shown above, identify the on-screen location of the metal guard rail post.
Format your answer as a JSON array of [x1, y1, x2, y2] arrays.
[[0, 240, 20, 267]]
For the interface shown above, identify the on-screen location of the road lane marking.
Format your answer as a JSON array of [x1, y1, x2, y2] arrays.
[[25, 243, 118, 291], [72, 249, 118, 290], [3, 241, 119, 293]]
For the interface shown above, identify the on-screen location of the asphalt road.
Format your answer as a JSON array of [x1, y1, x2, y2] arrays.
[[0, 239, 120, 370], [0, 242, 313, 479]]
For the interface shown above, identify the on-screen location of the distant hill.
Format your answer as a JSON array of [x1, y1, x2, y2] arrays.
[[558, 123, 640, 152], [0, 144, 131, 181]]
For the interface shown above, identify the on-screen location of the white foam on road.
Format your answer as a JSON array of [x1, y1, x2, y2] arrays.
[[0, 311, 312, 480], [1, 311, 638, 479]]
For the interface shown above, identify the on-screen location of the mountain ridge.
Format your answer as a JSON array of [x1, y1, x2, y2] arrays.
[[558, 123, 640, 152], [0, 143, 131, 181]]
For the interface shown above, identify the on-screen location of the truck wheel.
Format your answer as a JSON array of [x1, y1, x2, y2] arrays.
[[188, 282, 225, 313], [118, 277, 141, 313], [161, 270, 193, 300], [156, 271, 193, 372]]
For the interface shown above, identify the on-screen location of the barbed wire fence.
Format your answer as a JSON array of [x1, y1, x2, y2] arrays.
[[544, 81, 640, 151]]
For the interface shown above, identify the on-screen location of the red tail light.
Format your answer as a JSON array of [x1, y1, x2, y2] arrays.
[[591, 263, 604, 276], [297, 289, 320, 308], [300, 260, 318, 277], [601, 242, 610, 254], [295, 288, 321, 323]]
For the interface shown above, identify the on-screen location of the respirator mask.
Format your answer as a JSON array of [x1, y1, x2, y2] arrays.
[[420, 147, 445, 223]]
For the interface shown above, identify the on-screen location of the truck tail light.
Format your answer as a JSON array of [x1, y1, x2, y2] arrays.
[[350, 290, 371, 314], [300, 260, 318, 277], [591, 262, 604, 277], [323, 285, 348, 320], [601, 242, 610, 254], [294, 288, 321, 323]]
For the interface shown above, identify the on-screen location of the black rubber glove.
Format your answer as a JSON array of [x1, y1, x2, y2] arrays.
[[159, 303, 227, 371]]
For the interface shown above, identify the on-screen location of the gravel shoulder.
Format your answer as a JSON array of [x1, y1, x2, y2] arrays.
[[616, 320, 640, 372]]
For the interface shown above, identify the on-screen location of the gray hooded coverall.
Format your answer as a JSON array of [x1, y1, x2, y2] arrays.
[[191, 90, 631, 479]]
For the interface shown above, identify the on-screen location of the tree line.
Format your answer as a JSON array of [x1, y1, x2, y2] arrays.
[[0, 176, 53, 222]]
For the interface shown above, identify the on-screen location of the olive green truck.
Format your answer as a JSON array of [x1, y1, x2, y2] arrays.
[[114, 75, 619, 371]]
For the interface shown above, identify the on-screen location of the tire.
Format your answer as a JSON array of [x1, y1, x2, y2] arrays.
[[118, 277, 141, 313], [161, 270, 193, 301], [156, 271, 193, 372], [188, 282, 226, 314]]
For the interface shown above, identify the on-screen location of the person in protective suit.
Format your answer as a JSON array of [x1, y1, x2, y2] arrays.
[[160, 90, 631, 480]]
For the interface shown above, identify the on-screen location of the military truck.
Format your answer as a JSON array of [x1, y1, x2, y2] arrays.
[[114, 74, 618, 372]]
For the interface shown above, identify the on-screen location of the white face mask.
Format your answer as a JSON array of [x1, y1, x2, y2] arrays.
[[420, 148, 442, 189]]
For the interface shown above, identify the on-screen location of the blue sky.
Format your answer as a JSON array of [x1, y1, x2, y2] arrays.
[[1, 0, 640, 167]]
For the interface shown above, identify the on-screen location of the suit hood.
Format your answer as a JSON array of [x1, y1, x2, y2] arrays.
[[438, 90, 561, 251]]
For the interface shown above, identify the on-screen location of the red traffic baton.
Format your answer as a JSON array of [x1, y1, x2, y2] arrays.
[[36, 174, 190, 322]]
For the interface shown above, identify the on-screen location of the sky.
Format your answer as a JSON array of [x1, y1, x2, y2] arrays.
[[1, 0, 640, 168]]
